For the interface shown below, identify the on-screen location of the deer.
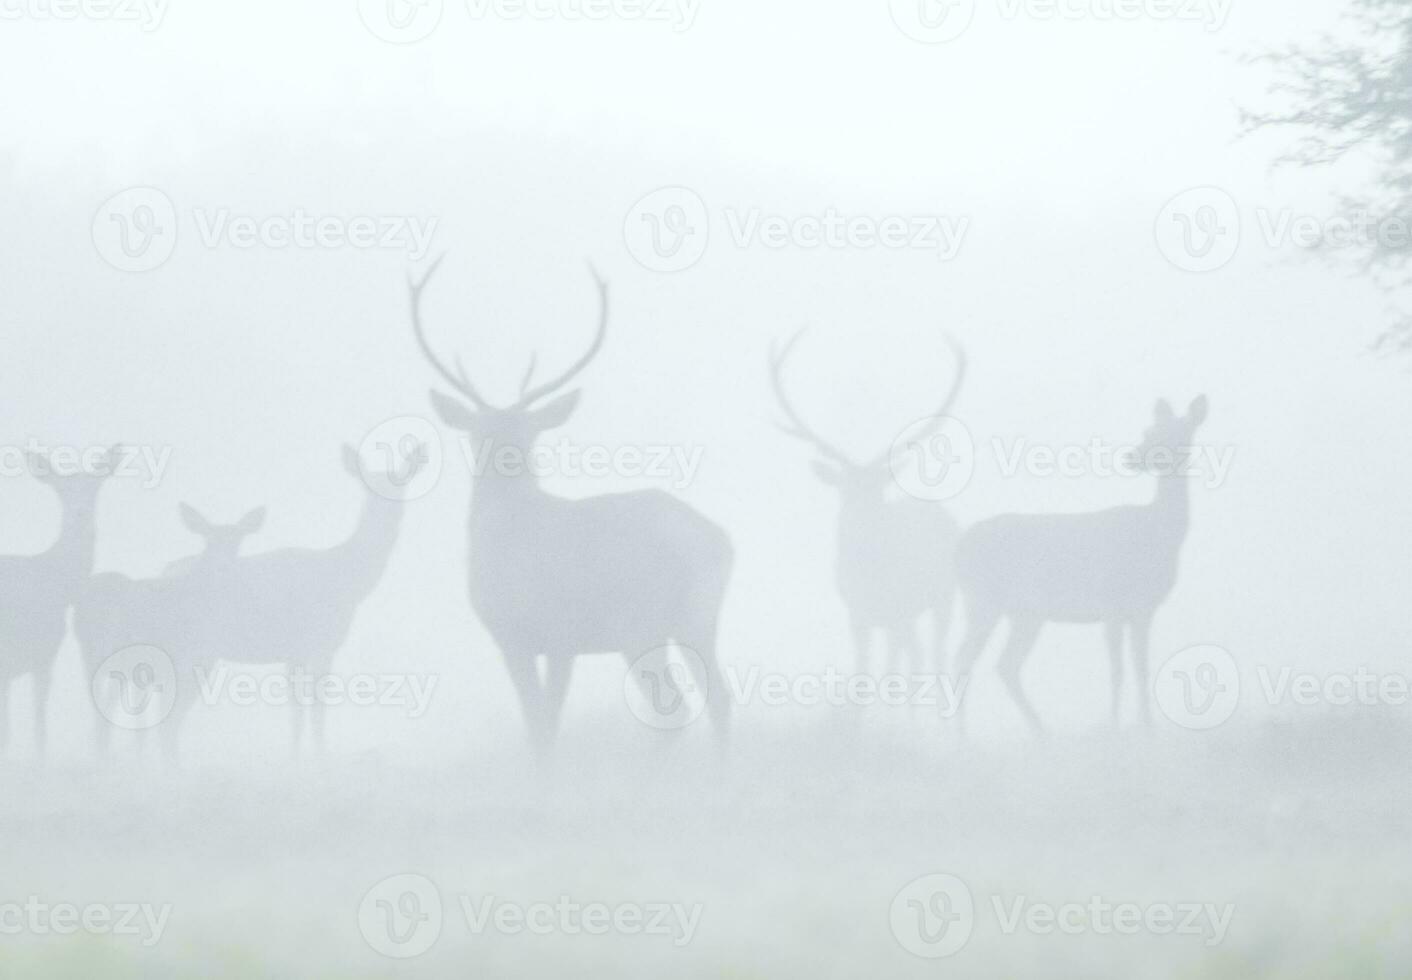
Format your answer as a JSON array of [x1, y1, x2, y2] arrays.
[[769, 329, 966, 680], [0, 446, 120, 757], [165, 445, 421, 756], [406, 255, 733, 753], [78, 445, 418, 760], [76, 504, 266, 757], [951, 396, 1210, 731]]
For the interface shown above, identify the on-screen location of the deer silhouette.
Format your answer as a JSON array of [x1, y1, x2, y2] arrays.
[[951, 396, 1209, 730], [0, 446, 120, 757], [770, 330, 966, 678], [78, 445, 417, 760], [76, 504, 266, 757], [406, 256, 733, 753]]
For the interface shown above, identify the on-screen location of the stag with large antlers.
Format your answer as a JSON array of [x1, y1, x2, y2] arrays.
[[770, 331, 966, 681], [408, 256, 733, 752]]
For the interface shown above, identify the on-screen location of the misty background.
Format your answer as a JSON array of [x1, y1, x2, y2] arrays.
[[1, 0, 1409, 976]]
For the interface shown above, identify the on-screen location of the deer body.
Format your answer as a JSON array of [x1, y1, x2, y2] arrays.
[[0, 450, 117, 755], [952, 396, 1208, 729], [169, 448, 416, 753], [467, 482, 731, 659], [770, 330, 966, 676], [408, 256, 732, 751]]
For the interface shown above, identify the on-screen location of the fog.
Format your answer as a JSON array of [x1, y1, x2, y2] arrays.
[[1, 0, 1409, 975]]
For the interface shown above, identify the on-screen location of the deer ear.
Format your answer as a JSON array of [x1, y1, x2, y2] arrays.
[[180, 504, 212, 536], [530, 390, 581, 431], [429, 390, 477, 430], [341, 444, 361, 477], [1153, 399, 1175, 423], [811, 460, 842, 485], [238, 506, 266, 534], [1187, 394, 1208, 425]]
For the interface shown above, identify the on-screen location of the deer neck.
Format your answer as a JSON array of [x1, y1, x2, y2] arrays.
[[48, 497, 99, 578], [336, 494, 406, 577], [1146, 470, 1191, 540], [469, 444, 554, 510]]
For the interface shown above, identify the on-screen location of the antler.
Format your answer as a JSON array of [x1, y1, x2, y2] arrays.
[[515, 263, 609, 408], [408, 254, 490, 409], [863, 333, 967, 470], [768, 328, 857, 467]]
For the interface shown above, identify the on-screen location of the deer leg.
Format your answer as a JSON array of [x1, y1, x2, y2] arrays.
[[951, 596, 1002, 733], [288, 666, 304, 757], [1131, 614, 1153, 725], [932, 591, 956, 677], [0, 678, 9, 759], [997, 617, 1044, 733], [675, 626, 730, 742], [32, 666, 52, 760], [502, 652, 547, 753], [1105, 620, 1125, 725], [541, 656, 574, 741], [160, 681, 197, 770]]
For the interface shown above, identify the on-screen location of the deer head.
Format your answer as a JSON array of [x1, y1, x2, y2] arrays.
[[408, 255, 608, 464], [1125, 396, 1209, 474], [179, 504, 266, 561], [769, 329, 966, 508], [27, 445, 123, 506]]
